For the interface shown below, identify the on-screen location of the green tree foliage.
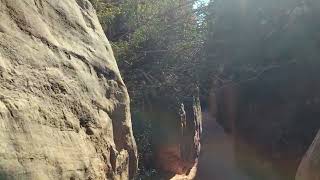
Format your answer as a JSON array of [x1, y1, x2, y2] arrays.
[[89, 0, 320, 178], [91, 0, 207, 108]]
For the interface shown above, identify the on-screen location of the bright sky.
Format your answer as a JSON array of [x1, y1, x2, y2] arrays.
[[201, 0, 210, 4], [194, 0, 210, 9]]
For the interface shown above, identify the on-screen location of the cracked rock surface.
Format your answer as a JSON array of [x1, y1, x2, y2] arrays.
[[0, 0, 137, 179]]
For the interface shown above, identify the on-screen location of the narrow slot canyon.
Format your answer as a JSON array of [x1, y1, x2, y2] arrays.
[[196, 64, 320, 180], [197, 102, 320, 180], [2, 0, 320, 180], [133, 67, 320, 180], [196, 109, 301, 180]]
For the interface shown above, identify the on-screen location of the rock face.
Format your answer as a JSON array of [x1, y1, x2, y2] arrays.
[[204, 0, 320, 178], [0, 0, 137, 179], [211, 64, 320, 180], [149, 95, 202, 179], [296, 130, 320, 180]]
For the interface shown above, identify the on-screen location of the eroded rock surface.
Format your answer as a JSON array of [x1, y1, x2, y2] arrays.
[[0, 0, 137, 179]]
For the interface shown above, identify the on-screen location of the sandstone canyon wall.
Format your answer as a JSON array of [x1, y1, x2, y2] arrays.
[[211, 64, 320, 180], [204, 0, 320, 179], [143, 95, 201, 179], [0, 0, 137, 179]]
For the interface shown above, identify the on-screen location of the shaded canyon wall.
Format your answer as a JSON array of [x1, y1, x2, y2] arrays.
[[209, 64, 320, 180], [204, 0, 320, 179]]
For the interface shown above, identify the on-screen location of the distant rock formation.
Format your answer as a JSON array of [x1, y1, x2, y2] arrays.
[[296, 130, 320, 180], [147, 95, 202, 179], [0, 0, 137, 179]]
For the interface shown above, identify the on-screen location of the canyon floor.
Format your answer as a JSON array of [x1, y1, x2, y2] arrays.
[[196, 111, 249, 180], [196, 111, 296, 180]]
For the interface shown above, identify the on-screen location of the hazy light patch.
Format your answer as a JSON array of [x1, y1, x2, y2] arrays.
[[240, 0, 248, 14], [193, 0, 210, 24], [194, 0, 210, 9]]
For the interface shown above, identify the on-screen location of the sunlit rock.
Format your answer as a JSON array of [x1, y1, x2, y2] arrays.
[[0, 0, 137, 179]]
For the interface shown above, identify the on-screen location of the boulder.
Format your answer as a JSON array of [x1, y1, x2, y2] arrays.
[[0, 0, 137, 179]]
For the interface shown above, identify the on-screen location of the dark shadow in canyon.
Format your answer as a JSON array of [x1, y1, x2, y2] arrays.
[[197, 63, 320, 180]]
